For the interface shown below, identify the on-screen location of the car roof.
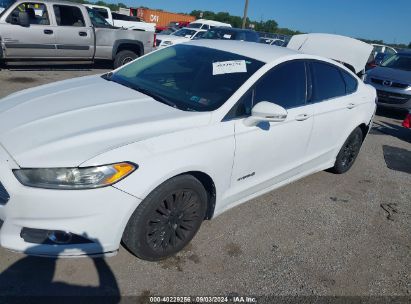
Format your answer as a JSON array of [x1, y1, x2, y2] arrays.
[[84, 4, 108, 9], [191, 19, 231, 26], [211, 27, 256, 33], [180, 27, 206, 32], [186, 40, 301, 63], [15, 0, 84, 5]]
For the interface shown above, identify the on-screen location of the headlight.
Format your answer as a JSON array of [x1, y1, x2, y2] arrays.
[[163, 41, 173, 45], [13, 162, 136, 190]]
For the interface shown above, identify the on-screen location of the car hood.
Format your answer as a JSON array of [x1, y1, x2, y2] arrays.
[[0, 75, 211, 168], [366, 66, 411, 84], [287, 33, 373, 74]]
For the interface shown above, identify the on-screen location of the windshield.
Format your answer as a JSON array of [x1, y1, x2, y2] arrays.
[[203, 29, 238, 40], [260, 38, 272, 44], [381, 54, 411, 71], [160, 28, 177, 35], [87, 8, 112, 28], [188, 23, 202, 29], [109, 44, 264, 112], [172, 28, 197, 38], [0, 0, 15, 16]]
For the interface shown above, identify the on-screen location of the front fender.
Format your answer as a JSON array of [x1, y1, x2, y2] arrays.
[[112, 39, 144, 59], [80, 122, 235, 204]]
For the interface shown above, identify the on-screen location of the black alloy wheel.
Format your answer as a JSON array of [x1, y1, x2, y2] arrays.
[[122, 175, 207, 261], [331, 127, 363, 174], [146, 190, 202, 252]]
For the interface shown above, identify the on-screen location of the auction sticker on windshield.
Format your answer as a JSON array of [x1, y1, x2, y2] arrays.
[[212, 60, 247, 75]]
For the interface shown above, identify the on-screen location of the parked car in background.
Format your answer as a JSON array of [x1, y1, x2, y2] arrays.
[[365, 52, 411, 110], [156, 27, 206, 48], [371, 43, 397, 57], [375, 52, 394, 65], [259, 37, 285, 46], [0, 0, 155, 68], [84, 4, 155, 32], [188, 19, 231, 30], [158, 27, 178, 35], [168, 20, 191, 29], [0, 39, 376, 260], [201, 27, 259, 43]]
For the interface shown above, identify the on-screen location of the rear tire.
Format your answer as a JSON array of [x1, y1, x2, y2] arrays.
[[331, 127, 363, 174], [113, 50, 138, 68], [122, 175, 207, 261]]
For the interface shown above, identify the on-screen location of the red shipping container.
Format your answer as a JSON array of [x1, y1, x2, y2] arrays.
[[131, 8, 195, 29]]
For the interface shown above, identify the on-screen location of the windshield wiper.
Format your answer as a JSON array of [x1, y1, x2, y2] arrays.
[[103, 75, 184, 110], [101, 72, 113, 80], [133, 86, 179, 109]]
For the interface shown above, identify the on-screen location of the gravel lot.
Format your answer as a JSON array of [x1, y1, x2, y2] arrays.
[[0, 65, 410, 302]]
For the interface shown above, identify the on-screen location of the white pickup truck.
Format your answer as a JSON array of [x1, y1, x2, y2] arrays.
[[85, 4, 155, 32], [0, 0, 155, 68]]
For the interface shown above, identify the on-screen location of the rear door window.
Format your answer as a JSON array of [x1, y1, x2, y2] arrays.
[[341, 70, 358, 94], [53, 5, 85, 27], [254, 60, 307, 109], [92, 7, 108, 19], [310, 61, 346, 102]]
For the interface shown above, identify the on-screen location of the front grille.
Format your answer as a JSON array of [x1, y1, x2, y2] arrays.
[[155, 39, 162, 47], [377, 90, 410, 104], [0, 181, 10, 205], [371, 78, 409, 89]]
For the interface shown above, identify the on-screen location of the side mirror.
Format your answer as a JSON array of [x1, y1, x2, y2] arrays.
[[244, 101, 287, 127], [18, 11, 30, 27]]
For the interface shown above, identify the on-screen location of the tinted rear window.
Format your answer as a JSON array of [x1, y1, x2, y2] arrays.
[[341, 71, 358, 94], [204, 29, 258, 42], [310, 62, 346, 102]]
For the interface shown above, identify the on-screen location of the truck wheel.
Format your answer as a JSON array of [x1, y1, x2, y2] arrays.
[[114, 50, 138, 68], [122, 175, 208, 261]]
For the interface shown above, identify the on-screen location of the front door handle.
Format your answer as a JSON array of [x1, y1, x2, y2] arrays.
[[44, 29, 53, 35], [347, 103, 357, 109], [295, 114, 311, 121], [79, 31, 87, 37]]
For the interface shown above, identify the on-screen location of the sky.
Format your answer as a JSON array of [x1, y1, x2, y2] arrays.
[[107, 0, 410, 44]]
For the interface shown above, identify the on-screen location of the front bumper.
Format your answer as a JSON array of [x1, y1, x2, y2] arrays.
[[367, 82, 411, 110], [0, 145, 141, 257]]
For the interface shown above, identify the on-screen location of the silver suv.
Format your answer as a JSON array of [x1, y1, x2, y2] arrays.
[[365, 52, 411, 110]]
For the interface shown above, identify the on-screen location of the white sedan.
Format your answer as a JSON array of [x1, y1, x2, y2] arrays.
[[0, 40, 376, 260], [156, 27, 206, 48]]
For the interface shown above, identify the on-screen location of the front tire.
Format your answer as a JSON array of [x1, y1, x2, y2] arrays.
[[331, 127, 363, 174], [113, 50, 138, 68], [122, 175, 207, 261]]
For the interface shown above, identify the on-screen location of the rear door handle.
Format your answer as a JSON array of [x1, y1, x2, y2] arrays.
[[44, 29, 53, 35], [347, 103, 357, 109], [79, 31, 87, 37], [295, 114, 311, 121]]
